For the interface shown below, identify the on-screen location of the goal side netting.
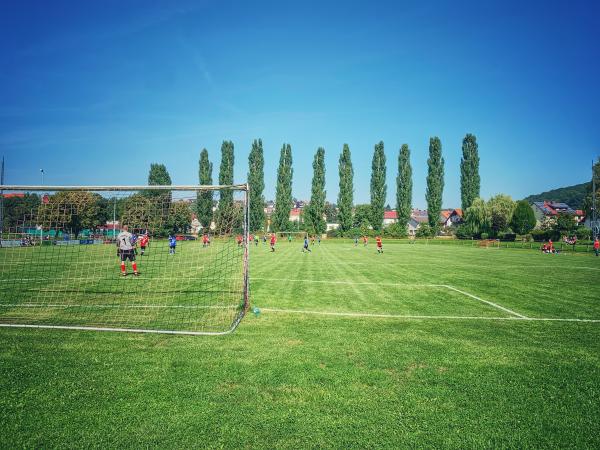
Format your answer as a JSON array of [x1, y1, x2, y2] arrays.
[[0, 184, 249, 335]]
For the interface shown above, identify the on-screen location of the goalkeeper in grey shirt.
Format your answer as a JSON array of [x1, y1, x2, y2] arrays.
[[116, 225, 138, 276]]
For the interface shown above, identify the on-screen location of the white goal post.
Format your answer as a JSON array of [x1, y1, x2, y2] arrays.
[[0, 184, 250, 335]]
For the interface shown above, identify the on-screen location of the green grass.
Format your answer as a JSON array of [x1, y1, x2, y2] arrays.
[[1, 240, 600, 448]]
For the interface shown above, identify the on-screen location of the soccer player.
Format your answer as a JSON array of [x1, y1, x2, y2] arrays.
[[302, 234, 311, 253], [376, 236, 383, 254], [354, 236, 359, 247], [116, 225, 138, 276], [594, 237, 599, 257], [139, 233, 149, 256], [202, 234, 209, 248], [254, 235, 259, 246], [169, 233, 177, 255], [311, 235, 315, 246], [270, 233, 277, 252], [288, 234, 292, 243], [317, 235, 321, 245], [237, 234, 243, 247], [363, 236, 368, 247]]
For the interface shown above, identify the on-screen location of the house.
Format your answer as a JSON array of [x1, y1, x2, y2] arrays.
[[2, 193, 25, 199], [289, 208, 302, 223], [440, 209, 463, 228], [408, 214, 428, 236], [383, 210, 398, 226], [408, 209, 428, 236], [531, 201, 580, 226]]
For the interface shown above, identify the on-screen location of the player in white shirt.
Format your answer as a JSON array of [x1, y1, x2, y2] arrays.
[[116, 225, 138, 276]]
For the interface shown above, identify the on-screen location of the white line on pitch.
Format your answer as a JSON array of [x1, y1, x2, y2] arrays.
[[440, 285, 529, 319], [259, 308, 600, 323], [0, 304, 237, 310], [251, 277, 436, 287]]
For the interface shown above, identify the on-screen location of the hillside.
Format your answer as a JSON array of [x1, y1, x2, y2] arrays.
[[523, 182, 589, 209]]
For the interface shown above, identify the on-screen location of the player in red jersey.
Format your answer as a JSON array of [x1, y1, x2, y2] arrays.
[[376, 236, 383, 254], [139, 233, 149, 256], [363, 236, 368, 247], [270, 233, 277, 252]]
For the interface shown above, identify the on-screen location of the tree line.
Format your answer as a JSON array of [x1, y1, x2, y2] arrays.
[[196, 134, 482, 237]]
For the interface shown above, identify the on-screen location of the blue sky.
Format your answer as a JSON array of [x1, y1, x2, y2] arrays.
[[1, 0, 599, 208]]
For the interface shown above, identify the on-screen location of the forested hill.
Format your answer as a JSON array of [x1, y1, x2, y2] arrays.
[[523, 182, 589, 208]]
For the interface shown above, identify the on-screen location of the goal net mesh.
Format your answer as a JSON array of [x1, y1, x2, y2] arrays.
[[0, 185, 249, 335]]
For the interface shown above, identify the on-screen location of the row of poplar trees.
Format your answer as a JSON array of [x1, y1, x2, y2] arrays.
[[195, 134, 481, 235]]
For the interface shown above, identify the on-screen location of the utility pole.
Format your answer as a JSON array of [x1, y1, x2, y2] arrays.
[[0, 157, 4, 236], [593, 159, 598, 240]]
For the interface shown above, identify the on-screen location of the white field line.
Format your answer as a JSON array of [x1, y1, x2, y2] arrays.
[[252, 277, 530, 318], [345, 262, 600, 271], [0, 323, 234, 336], [260, 308, 600, 323], [0, 303, 236, 310], [440, 285, 529, 319], [251, 277, 436, 287]]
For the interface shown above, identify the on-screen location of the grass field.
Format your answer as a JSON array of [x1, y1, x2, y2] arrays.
[[1, 239, 600, 448]]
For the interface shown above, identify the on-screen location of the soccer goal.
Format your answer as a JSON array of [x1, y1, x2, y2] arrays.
[[0, 184, 249, 335]]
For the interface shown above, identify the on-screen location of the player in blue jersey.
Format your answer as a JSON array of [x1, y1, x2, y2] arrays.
[[168, 234, 177, 255], [302, 234, 311, 253]]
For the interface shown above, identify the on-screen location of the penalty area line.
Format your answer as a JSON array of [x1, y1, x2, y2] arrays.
[[438, 285, 529, 319], [259, 308, 600, 323]]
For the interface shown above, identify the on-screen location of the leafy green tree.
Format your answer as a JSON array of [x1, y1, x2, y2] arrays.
[[426, 137, 444, 233], [39, 191, 108, 238], [511, 200, 536, 235], [197, 149, 213, 228], [273, 143, 293, 231], [396, 144, 412, 230], [416, 223, 434, 238], [1, 193, 41, 232], [324, 202, 337, 223], [248, 139, 265, 232], [370, 141, 387, 231], [460, 133, 480, 211], [353, 204, 372, 229], [464, 197, 490, 237], [554, 213, 577, 236], [167, 201, 192, 233], [306, 147, 326, 234], [337, 144, 354, 232], [488, 194, 516, 236], [145, 163, 172, 198]]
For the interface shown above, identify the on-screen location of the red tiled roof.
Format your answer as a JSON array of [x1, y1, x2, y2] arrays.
[[2, 193, 25, 198], [575, 210, 584, 216], [290, 208, 301, 216], [384, 210, 398, 219], [454, 208, 463, 217], [440, 210, 452, 219]]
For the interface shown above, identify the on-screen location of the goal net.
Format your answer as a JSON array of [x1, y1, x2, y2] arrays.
[[0, 184, 249, 335]]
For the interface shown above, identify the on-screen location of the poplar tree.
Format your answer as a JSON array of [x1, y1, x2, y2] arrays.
[[248, 139, 265, 232], [307, 147, 326, 234], [197, 149, 213, 228], [370, 141, 387, 231], [396, 144, 412, 229], [218, 140, 235, 208], [273, 143, 293, 231], [337, 144, 354, 232], [460, 133, 480, 211], [426, 137, 444, 232]]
